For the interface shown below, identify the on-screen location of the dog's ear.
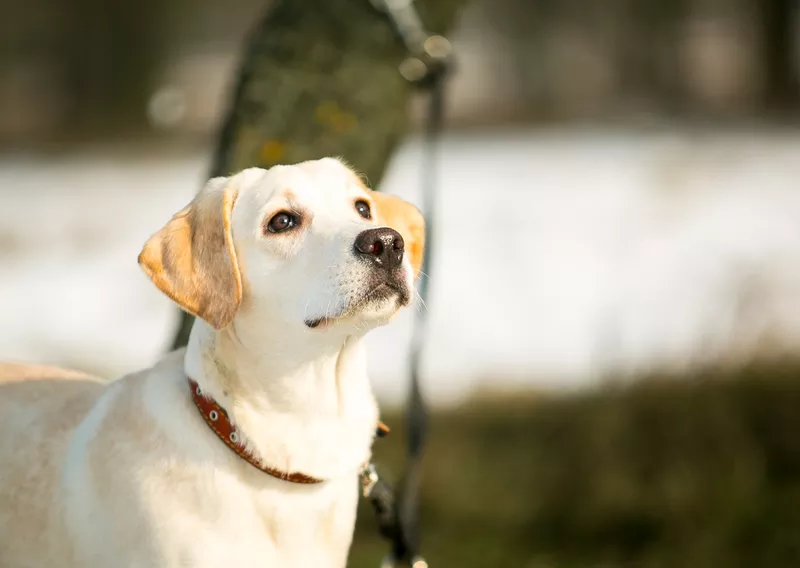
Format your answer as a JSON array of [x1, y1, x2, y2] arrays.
[[138, 176, 243, 330], [372, 192, 426, 278]]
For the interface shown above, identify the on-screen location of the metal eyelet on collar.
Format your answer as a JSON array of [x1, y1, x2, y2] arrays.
[[187, 377, 324, 484]]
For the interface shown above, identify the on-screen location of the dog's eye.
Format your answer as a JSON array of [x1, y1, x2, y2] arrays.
[[266, 211, 297, 233], [355, 200, 372, 220]]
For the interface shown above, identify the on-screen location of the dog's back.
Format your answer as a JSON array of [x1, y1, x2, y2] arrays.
[[0, 363, 104, 567]]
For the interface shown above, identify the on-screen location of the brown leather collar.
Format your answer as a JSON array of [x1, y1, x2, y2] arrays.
[[189, 378, 324, 484], [188, 378, 391, 485]]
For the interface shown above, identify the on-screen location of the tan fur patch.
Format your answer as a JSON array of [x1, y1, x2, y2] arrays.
[[0, 362, 94, 384], [138, 182, 242, 329]]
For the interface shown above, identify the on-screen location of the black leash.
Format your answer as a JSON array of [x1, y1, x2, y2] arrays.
[[361, 1, 453, 566]]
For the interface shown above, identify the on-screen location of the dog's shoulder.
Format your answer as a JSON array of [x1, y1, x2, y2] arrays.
[[0, 352, 189, 566], [0, 361, 105, 448], [0, 363, 108, 563], [0, 361, 104, 419]]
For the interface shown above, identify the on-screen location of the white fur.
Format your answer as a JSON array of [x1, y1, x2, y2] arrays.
[[0, 158, 416, 567]]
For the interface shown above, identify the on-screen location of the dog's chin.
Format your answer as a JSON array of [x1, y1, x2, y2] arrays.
[[304, 282, 411, 331]]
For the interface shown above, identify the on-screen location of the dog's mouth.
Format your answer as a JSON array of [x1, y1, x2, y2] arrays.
[[304, 281, 410, 330]]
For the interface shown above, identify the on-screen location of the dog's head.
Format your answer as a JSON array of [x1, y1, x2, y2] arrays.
[[138, 158, 425, 339]]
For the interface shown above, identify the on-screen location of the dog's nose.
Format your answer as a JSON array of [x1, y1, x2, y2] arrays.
[[354, 228, 405, 270]]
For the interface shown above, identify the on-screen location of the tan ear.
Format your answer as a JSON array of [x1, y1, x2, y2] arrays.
[[138, 177, 242, 329], [372, 192, 426, 278]]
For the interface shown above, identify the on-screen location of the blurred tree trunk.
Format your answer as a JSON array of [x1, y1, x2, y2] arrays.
[[172, 0, 467, 349]]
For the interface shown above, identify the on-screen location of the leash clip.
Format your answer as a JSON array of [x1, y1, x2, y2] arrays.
[[360, 462, 381, 498]]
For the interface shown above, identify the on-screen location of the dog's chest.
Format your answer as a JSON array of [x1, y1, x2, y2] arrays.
[[159, 475, 360, 568]]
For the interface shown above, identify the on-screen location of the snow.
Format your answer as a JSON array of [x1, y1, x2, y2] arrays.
[[2, 128, 800, 407]]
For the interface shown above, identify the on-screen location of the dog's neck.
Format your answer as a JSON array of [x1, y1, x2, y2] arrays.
[[183, 320, 379, 480]]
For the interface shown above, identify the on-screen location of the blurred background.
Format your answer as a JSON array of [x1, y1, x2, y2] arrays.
[[2, 0, 800, 566]]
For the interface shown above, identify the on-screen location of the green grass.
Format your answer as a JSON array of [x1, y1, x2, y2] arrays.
[[349, 360, 800, 568]]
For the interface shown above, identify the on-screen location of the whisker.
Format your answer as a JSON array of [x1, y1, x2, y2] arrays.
[[324, 298, 333, 321], [414, 289, 429, 313]]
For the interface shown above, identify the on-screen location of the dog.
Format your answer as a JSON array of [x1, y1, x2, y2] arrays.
[[0, 157, 425, 567]]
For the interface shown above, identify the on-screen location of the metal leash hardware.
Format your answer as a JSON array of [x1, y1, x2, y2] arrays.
[[367, 1, 454, 567], [361, 463, 428, 568], [360, 462, 403, 541]]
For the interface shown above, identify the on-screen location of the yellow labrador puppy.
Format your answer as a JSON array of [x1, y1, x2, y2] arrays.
[[0, 158, 424, 568]]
